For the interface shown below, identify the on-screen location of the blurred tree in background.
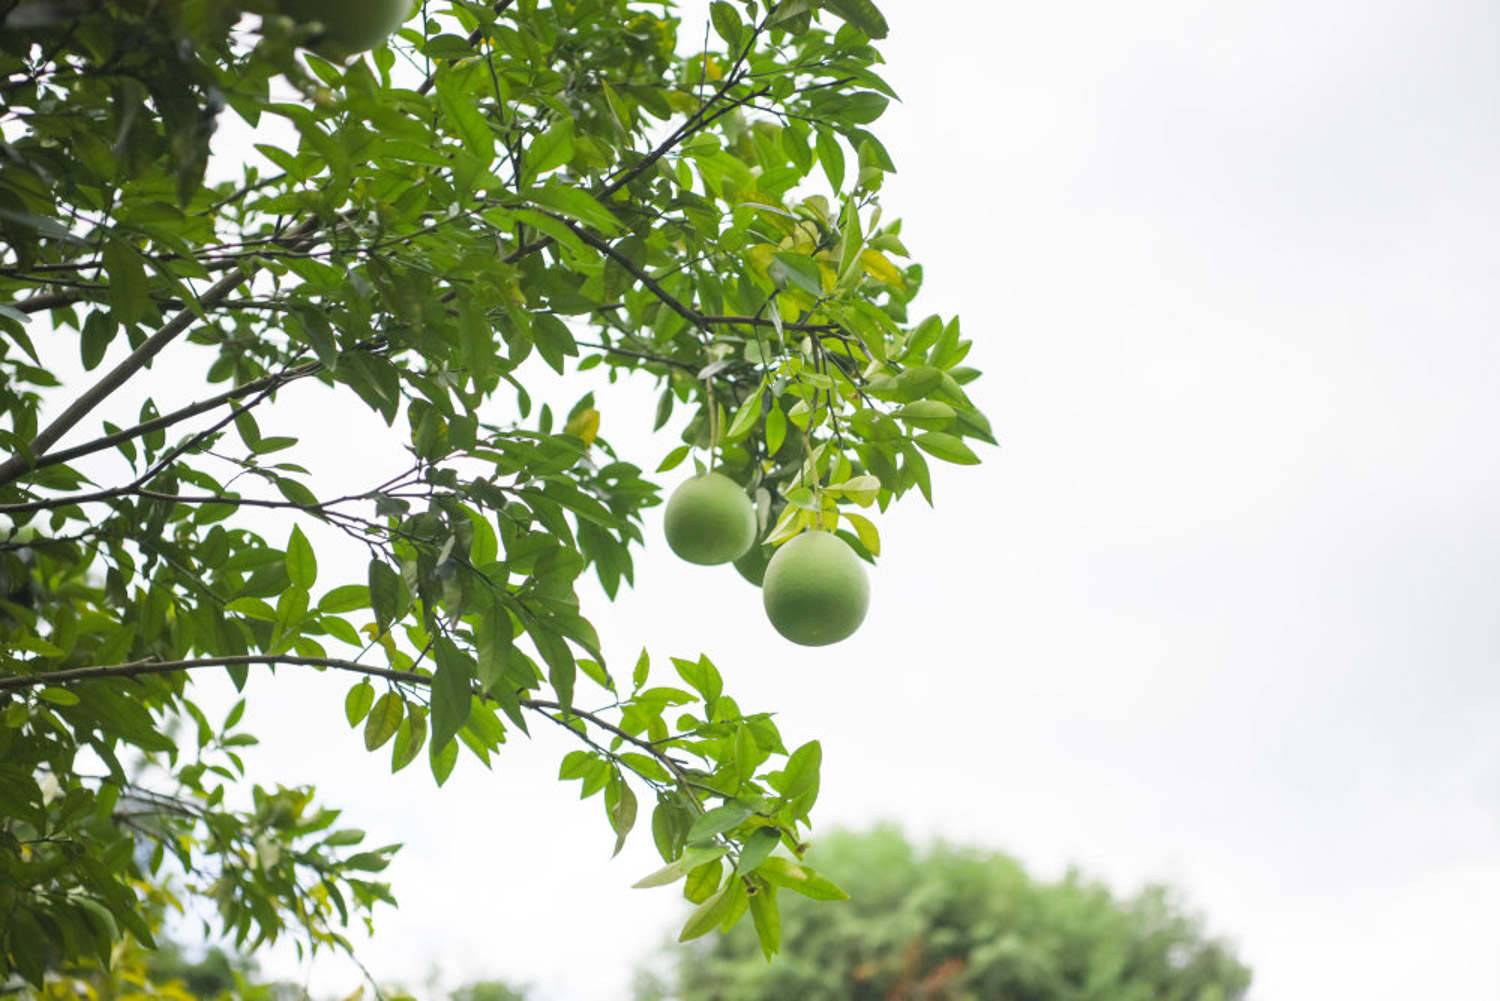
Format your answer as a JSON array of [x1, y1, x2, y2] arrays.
[[1, 830, 1247, 999], [636, 827, 1252, 1001]]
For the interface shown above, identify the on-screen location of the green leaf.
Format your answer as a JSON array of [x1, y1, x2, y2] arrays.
[[634, 858, 687, 889], [274, 475, 320, 508], [843, 511, 881, 557], [764, 404, 787, 454], [102, 239, 148, 325], [914, 431, 980, 465], [392, 708, 427, 773], [828, 474, 880, 506], [430, 640, 475, 752], [749, 883, 782, 959], [319, 584, 370, 614], [735, 826, 782, 876], [726, 385, 764, 441], [345, 681, 375, 727], [532, 313, 578, 374], [531, 625, 576, 709], [820, 0, 890, 38], [780, 740, 822, 801], [224, 596, 277, 622], [631, 647, 650, 690], [673, 654, 723, 703], [895, 400, 956, 430], [770, 252, 824, 296], [816, 128, 845, 190], [436, 74, 494, 160], [80, 312, 115, 371], [609, 777, 638, 857], [38, 686, 79, 706], [524, 118, 574, 184], [679, 880, 744, 941], [687, 802, 751, 843], [475, 609, 514, 692], [710, 1, 743, 50], [467, 508, 498, 566], [527, 184, 621, 235], [322, 829, 365, 847], [368, 559, 404, 631], [430, 734, 459, 786], [657, 444, 691, 472], [684, 858, 724, 903], [578, 657, 614, 693], [364, 692, 404, 751], [757, 856, 849, 900], [285, 525, 317, 589]]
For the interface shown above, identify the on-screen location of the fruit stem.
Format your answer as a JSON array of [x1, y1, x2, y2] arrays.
[[705, 377, 718, 470]]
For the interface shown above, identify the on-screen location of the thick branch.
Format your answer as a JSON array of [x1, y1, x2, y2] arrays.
[[559, 219, 705, 329], [0, 654, 696, 791], [0, 218, 321, 488], [701, 314, 838, 333], [0, 268, 250, 486], [18, 359, 324, 476]]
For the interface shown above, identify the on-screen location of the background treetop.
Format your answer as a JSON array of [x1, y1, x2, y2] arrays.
[[641, 827, 1253, 1001]]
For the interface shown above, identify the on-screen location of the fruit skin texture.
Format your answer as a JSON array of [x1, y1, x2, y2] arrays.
[[663, 473, 757, 566], [762, 531, 870, 646], [278, 0, 411, 55]]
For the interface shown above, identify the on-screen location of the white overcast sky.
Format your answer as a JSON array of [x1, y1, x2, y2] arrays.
[[21, 0, 1500, 997]]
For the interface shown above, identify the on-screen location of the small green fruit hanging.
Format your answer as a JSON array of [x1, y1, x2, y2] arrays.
[[733, 543, 772, 587], [761, 531, 870, 646], [663, 472, 757, 566], [278, 0, 411, 55]]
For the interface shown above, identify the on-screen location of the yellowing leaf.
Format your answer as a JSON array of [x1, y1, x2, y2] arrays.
[[828, 474, 880, 507], [843, 511, 881, 556], [859, 247, 904, 287], [765, 505, 809, 546], [564, 407, 600, 446], [745, 243, 775, 281]]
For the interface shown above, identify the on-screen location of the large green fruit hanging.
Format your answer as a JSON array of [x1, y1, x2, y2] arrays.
[[663, 473, 757, 566], [762, 531, 870, 646]]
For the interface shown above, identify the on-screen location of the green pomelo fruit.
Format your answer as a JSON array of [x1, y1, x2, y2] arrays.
[[733, 543, 771, 587], [762, 531, 870, 646], [663, 472, 757, 566], [279, 0, 411, 54]]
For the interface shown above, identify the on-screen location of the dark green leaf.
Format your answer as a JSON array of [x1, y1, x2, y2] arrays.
[[430, 640, 475, 752]]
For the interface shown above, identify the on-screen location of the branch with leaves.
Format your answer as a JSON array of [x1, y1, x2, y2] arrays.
[[0, 0, 988, 987]]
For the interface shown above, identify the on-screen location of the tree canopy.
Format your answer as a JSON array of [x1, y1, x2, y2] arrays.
[[639, 827, 1253, 1001], [0, 0, 992, 988]]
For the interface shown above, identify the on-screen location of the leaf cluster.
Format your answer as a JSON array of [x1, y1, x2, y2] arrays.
[[0, 0, 990, 984]]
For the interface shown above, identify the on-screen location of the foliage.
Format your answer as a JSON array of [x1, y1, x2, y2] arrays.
[[639, 827, 1253, 1001], [1, 917, 523, 1001], [0, 924, 298, 1001], [0, 0, 992, 988], [448, 982, 531, 1001]]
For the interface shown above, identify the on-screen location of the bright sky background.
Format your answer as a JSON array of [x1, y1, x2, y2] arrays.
[[23, 0, 1500, 998]]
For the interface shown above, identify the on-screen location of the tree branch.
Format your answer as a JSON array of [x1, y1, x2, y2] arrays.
[[701, 314, 838, 333], [16, 358, 325, 477], [1, 3, 768, 488], [0, 654, 699, 796], [0, 218, 322, 488]]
